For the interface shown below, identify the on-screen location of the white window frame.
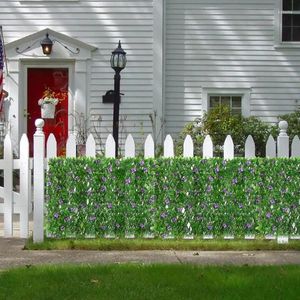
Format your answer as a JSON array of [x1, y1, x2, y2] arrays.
[[275, 0, 300, 47], [202, 88, 251, 117]]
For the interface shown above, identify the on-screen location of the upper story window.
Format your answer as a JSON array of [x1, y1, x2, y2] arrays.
[[282, 0, 300, 41]]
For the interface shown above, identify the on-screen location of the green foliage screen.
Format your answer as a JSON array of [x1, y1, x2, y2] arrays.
[[46, 157, 300, 238]]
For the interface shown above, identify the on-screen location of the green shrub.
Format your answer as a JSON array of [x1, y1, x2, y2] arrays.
[[176, 105, 272, 157], [46, 157, 300, 238]]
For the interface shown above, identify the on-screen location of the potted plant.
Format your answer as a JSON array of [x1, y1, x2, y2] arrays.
[[38, 87, 60, 119]]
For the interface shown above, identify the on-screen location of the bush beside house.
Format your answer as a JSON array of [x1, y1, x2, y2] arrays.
[[175, 105, 275, 157]]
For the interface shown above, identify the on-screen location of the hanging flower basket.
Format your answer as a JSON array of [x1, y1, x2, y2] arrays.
[[38, 98, 59, 119], [38, 87, 65, 119]]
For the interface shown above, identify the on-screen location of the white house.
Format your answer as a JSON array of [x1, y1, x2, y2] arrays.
[[0, 0, 299, 153]]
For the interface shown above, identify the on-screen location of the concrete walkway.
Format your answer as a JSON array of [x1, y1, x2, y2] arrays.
[[0, 238, 300, 270]]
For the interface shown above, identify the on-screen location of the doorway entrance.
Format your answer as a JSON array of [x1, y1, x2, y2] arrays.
[[27, 68, 68, 156]]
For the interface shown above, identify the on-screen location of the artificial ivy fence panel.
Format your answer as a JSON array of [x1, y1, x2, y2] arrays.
[[46, 157, 300, 238]]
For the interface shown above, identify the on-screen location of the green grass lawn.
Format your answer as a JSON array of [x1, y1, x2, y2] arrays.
[[0, 264, 300, 300], [25, 237, 300, 251]]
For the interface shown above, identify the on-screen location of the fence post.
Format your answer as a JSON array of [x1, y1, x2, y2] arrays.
[[33, 119, 45, 243], [277, 121, 289, 158]]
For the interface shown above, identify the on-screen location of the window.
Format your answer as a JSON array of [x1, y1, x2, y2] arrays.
[[282, 0, 300, 41], [202, 88, 250, 117], [209, 95, 242, 115]]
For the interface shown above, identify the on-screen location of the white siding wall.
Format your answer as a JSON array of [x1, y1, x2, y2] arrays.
[[165, 0, 300, 136], [0, 0, 154, 154], [2, 0, 300, 145]]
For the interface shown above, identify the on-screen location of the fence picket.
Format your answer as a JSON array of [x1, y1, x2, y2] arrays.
[[245, 135, 256, 158], [105, 134, 116, 158], [3, 134, 13, 237], [164, 135, 174, 158], [86, 134, 96, 157], [125, 134, 135, 158], [291, 135, 300, 157], [183, 135, 194, 157], [224, 135, 234, 159], [46, 134, 57, 160], [144, 134, 154, 158], [66, 133, 77, 157], [266, 135, 276, 158], [203, 135, 213, 158], [19, 134, 30, 238]]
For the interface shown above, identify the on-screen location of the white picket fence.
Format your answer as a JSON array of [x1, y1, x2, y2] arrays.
[[0, 119, 299, 242], [0, 134, 31, 238]]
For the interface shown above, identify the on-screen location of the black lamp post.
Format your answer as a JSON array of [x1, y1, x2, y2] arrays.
[[110, 40, 127, 157]]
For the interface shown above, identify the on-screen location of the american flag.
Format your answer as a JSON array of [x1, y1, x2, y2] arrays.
[[0, 29, 4, 113]]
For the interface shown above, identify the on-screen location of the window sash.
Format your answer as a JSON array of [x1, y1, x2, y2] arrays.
[[283, 0, 300, 11], [209, 95, 242, 113], [282, 0, 300, 41]]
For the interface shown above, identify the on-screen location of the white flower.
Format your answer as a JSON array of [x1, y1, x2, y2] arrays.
[[38, 97, 59, 106]]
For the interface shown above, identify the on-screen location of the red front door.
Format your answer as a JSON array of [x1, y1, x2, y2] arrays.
[[27, 68, 68, 156]]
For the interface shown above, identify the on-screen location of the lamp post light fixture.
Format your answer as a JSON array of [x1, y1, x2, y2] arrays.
[[110, 40, 127, 157]]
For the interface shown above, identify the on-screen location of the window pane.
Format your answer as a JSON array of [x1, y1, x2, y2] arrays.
[[293, 0, 300, 10], [283, 14, 292, 26], [283, 0, 292, 10], [232, 108, 242, 115], [232, 96, 242, 107], [210, 96, 220, 107], [292, 14, 300, 26], [221, 96, 230, 106], [292, 27, 300, 40], [282, 27, 292, 41]]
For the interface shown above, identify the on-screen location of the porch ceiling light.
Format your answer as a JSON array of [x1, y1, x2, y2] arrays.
[[110, 40, 127, 72]]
